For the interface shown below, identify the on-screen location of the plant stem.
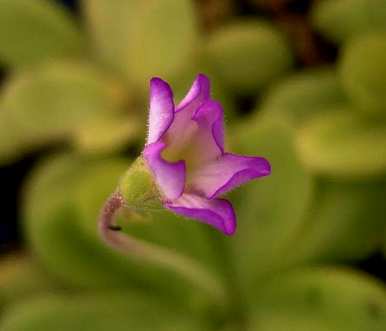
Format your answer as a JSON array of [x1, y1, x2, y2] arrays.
[[99, 191, 228, 303]]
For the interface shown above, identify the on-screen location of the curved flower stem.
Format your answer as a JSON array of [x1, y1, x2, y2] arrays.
[[99, 191, 227, 303]]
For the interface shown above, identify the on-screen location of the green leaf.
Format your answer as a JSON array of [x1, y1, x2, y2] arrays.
[[296, 111, 386, 178], [0, 0, 85, 67], [286, 179, 386, 264], [0, 108, 33, 165], [382, 228, 386, 258], [0, 255, 58, 309], [83, 0, 198, 88], [311, 0, 386, 44], [260, 67, 347, 126], [203, 20, 293, 94], [0, 292, 208, 331], [339, 32, 386, 114], [1, 61, 128, 143], [230, 117, 313, 295], [249, 268, 386, 331], [71, 113, 142, 155]]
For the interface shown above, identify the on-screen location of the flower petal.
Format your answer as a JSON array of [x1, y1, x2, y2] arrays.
[[189, 153, 271, 199], [192, 99, 224, 155], [165, 193, 236, 235], [176, 73, 210, 112], [143, 141, 185, 200], [166, 74, 210, 143], [147, 78, 174, 144], [163, 76, 221, 164]]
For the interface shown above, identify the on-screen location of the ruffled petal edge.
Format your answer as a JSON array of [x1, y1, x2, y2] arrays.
[[165, 193, 236, 235], [176, 73, 210, 113]]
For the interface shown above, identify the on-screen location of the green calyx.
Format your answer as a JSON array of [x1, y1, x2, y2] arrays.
[[118, 157, 162, 211]]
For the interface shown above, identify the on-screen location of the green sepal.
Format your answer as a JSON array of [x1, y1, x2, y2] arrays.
[[118, 157, 162, 212]]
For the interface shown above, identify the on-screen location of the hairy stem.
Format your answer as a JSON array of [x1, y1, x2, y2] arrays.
[[99, 191, 227, 302]]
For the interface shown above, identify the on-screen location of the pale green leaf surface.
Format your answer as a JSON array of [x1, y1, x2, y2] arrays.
[[286, 179, 386, 264], [249, 268, 386, 331], [312, 0, 386, 44], [260, 67, 347, 126], [1, 61, 127, 143], [339, 32, 386, 114], [83, 0, 198, 88], [0, 292, 208, 331], [230, 117, 313, 296], [0, 255, 58, 309], [296, 111, 386, 177], [0, 0, 84, 67], [204, 20, 293, 94]]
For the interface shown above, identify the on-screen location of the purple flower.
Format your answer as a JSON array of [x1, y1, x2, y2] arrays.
[[143, 74, 271, 235]]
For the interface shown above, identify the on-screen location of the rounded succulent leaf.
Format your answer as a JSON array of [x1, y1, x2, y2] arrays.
[[0, 255, 58, 310], [0, 109, 34, 165], [286, 179, 386, 264], [339, 32, 386, 114], [296, 110, 386, 178], [230, 117, 313, 295], [0, 292, 208, 331], [0, 61, 127, 145], [204, 20, 293, 94], [83, 0, 198, 88], [312, 0, 386, 44], [260, 67, 347, 126], [71, 113, 142, 155], [0, 0, 84, 67], [249, 267, 386, 331]]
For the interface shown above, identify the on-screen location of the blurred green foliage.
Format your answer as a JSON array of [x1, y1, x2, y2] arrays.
[[203, 20, 293, 93], [340, 32, 386, 114], [311, 0, 386, 43], [0, 0, 84, 67], [0, 0, 385, 330]]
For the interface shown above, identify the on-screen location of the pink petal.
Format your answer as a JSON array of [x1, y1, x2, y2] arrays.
[[143, 141, 185, 200], [176, 73, 210, 112], [164, 75, 211, 151], [165, 193, 236, 235], [164, 100, 225, 166], [191, 99, 224, 155], [189, 153, 271, 199], [147, 78, 174, 144]]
